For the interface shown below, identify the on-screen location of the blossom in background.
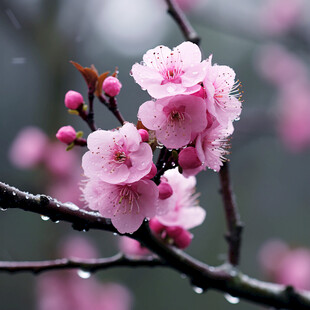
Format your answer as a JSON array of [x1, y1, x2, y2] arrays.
[[9, 126, 48, 169], [37, 236, 132, 310], [259, 239, 310, 290], [131, 42, 208, 99], [119, 236, 150, 256], [138, 95, 207, 149], [276, 81, 310, 152], [260, 0, 304, 35], [82, 178, 159, 234], [82, 122, 153, 184]]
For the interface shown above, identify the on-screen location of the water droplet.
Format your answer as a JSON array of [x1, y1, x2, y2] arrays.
[[224, 294, 240, 304], [64, 202, 79, 211], [167, 86, 175, 93], [55, 220, 60, 223], [113, 233, 118, 236], [192, 286, 204, 294], [41, 215, 50, 221], [25, 196, 29, 200], [12, 192, 16, 196], [56, 203, 60, 208], [0, 207, 7, 211], [234, 117, 240, 121], [77, 269, 91, 279]]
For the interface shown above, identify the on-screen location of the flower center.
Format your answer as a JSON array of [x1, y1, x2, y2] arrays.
[[114, 151, 127, 163], [113, 186, 140, 215]]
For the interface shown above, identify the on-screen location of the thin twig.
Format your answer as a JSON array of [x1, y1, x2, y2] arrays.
[[0, 253, 165, 274], [219, 162, 244, 266], [165, 0, 200, 45], [1, 182, 310, 309], [98, 95, 125, 126]]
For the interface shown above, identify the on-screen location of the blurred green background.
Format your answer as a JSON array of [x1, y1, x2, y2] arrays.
[[1, 0, 310, 309]]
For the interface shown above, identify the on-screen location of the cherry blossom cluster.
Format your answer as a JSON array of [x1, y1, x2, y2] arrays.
[[133, 41, 242, 174], [57, 41, 241, 241]]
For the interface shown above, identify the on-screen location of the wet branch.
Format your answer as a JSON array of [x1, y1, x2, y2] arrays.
[[165, 0, 200, 45], [1, 182, 310, 309], [219, 162, 244, 266], [0, 253, 165, 274]]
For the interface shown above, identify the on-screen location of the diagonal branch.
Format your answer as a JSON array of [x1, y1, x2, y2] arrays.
[[165, 0, 200, 45], [1, 181, 310, 309], [219, 162, 244, 266], [0, 253, 165, 274]]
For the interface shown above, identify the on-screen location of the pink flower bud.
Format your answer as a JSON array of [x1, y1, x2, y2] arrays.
[[138, 129, 149, 142], [166, 226, 192, 249], [143, 163, 157, 180], [178, 147, 202, 169], [149, 218, 165, 234], [64, 90, 84, 110], [56, 126, 76, 144], [102, 76, 122, 97], [158, 181, 173, 200]]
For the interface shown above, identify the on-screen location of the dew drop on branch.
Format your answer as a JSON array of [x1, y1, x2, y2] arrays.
[[77, 269, 91, 279], [40, 215, 50, 221], [192, 286, 204, 294], [224, 294, 240, 304]]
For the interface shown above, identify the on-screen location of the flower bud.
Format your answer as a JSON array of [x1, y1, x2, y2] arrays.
[[178, 147, 202, 170], [166, 226, 192, 249], [138, 129, 149, 142], [102, 76, 122, 97], [149, 218, 165, 235], [158, 181, 173, 200], [64, 90, 84, 110], [143, 163, 157, 180], [56, 126, 76, 144]]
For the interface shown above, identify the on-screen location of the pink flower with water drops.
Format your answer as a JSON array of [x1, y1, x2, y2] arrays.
[[195, 120, 234, 172], [82, 123, 153, 184], [203, 60, 242, 126], [82, 178, 158, 234], [138, 94, 207, 149], [131, 41, 208, 99], [155, 168, 206, 230]]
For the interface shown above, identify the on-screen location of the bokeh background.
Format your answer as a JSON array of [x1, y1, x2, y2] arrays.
[[1, 0, 310, 309]]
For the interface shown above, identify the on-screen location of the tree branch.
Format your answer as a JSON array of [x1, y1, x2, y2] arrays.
[[1, 181, 310, 309], [165, 0, 200, 45], [219, 162, 244, 266], [0, 253, 165, 274]]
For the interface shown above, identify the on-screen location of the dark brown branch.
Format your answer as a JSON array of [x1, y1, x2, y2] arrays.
[[219, 162, 244, 266], [165, 0, 200, 45], [98, 95, 125, 126], [0, 253, 165, 274], [1, 182, 310, 309]]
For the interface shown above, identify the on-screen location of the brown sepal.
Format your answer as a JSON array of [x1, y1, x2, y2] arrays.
[[70, 61, 99, 92]]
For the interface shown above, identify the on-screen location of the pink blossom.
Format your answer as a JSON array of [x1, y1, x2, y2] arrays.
[[165, 226, 192, 249], [119, 236, 150, 256], [277, 81, 310, 152], [82, 178, 158, 233], [102, 76, 122, 97], [155, 168, 205, 230], [138, 95, 207, 149], [82, 122, 153, 184], [131, 42, 208, 99], [158, 181, 173, 200], [195, 120, 234, 172], [64, 90, 84, 110], [143, 163, 157, 180], [203, 60, 242, 125], [260, 0, 304, 35], [56, 125, 77, 144], [9, 126, 48, 169]]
